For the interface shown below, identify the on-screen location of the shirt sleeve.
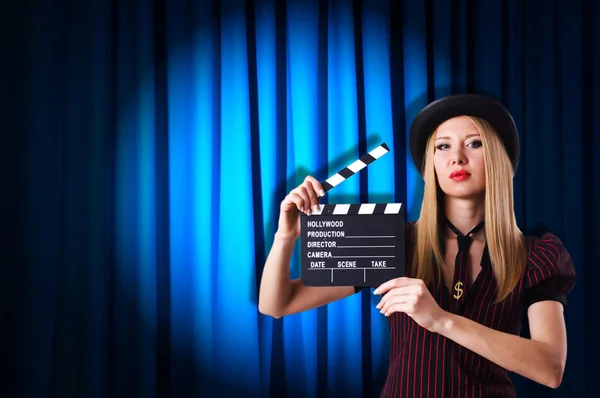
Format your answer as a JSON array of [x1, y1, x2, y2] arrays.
[[354, 221, 416, 294], [523, 232, 577, 309]]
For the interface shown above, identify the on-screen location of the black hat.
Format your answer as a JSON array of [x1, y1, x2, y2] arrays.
[[408, 94, 520, 176]]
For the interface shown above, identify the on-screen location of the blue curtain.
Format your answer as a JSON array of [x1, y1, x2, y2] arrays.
[[2, 0, 598, 397]]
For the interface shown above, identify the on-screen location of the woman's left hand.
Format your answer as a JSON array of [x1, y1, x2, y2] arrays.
[[374, 277, 447, 332]]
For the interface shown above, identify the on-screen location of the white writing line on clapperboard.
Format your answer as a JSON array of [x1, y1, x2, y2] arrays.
[[345, 235, 395, 238], [308, 267, 397, 269], [332, 256, 395, 258], [337, 245, 394, 248]]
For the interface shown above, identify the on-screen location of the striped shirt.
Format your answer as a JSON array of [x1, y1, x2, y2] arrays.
[[357, 222, 576, 398]]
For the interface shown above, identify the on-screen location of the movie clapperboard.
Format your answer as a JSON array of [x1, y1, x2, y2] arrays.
[[300, 143, 405, 287]]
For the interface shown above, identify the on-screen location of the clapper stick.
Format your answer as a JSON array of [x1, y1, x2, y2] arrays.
[[320, 142, 390, 194]]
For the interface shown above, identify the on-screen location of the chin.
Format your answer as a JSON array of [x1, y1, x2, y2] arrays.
[[440, 185, 485, 200], [451, 193, 485, 201]]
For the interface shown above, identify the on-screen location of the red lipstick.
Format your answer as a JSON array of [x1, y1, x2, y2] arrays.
[[449, 170, 471, 181]]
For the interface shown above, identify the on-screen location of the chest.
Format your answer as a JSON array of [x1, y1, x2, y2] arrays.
[[441, 237, 486, 292]]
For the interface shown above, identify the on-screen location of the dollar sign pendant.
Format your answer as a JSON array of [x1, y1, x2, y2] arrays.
[[453, 281, 464, 299]]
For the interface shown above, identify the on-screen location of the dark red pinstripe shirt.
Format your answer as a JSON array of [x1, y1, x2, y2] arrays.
[[358, 222, 576, 398]]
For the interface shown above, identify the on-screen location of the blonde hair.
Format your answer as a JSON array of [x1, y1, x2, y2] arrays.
[[412, 116, 528, 303]]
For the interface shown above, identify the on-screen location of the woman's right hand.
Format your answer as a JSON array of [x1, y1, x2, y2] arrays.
[[277, 175, 326, 240]]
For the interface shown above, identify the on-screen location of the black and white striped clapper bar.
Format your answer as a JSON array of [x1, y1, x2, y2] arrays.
[[300, 143, 405, 287]]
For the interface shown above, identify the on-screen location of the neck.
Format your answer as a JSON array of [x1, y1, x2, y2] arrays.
[[443, 196, 485, 237]]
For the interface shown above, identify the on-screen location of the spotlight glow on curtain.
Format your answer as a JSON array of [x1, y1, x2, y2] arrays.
[[139, 1, 405, 397]]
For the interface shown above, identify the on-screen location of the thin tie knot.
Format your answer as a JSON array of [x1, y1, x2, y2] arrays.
[[445, 219, 484, 251], [457, 235, 472, 251]]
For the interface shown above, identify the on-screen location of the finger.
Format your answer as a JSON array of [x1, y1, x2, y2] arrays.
[[301, 180, 320, 212], [378, 294, 410, 314], [374, 277, 420, 295], [375, 285, 423, 309], [375, 287, 397, 309], [286, 192, 306, 213], [384, 302, 414, 317], [304, 175, 326, 198], [293, 186, 312, 214], [378, 292, 420, 314]]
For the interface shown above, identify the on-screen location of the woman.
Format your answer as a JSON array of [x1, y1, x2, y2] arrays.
[[258, 94, 576, 397]]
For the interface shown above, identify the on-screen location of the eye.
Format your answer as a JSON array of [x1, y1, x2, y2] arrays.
[[436, 143, 449, 150], [467, 140, 482, 148]]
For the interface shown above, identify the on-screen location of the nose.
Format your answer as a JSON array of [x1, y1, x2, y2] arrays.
[[450, 148, 467, 165]]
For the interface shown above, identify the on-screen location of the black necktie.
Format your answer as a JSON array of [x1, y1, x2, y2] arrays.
[[445, 218, 485, 313]]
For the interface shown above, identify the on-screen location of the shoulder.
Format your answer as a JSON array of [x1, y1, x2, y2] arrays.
[[524, 231, 576, 289], [521, 228, 577, 308]]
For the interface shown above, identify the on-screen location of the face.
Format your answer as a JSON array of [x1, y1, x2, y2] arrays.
[[433, 116, 486, 199]]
